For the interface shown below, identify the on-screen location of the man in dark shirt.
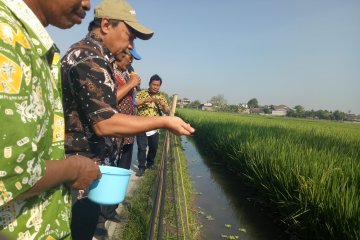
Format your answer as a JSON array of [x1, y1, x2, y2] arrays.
[[61, 0, 194, 239]]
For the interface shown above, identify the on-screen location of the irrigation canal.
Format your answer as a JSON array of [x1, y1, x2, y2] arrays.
[[181, 136, 287, 240]]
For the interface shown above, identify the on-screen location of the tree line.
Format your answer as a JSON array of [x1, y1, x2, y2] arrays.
[[180, 95, 359, 122]]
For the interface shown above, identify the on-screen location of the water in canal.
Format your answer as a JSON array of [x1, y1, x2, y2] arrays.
[[181, 136, 288, 240]]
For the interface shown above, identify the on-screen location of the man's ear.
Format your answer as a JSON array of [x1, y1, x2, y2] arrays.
[[100, 18, 111, 34]]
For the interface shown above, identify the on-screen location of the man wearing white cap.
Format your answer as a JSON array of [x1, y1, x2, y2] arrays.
[[61, 0, 195, 239]]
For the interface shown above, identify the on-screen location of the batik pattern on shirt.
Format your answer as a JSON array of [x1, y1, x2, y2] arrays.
[[136, 90, 169, 117], [114, 67, 135, 145], [61, 33, 120, 165], [0, 0, 70, 239]]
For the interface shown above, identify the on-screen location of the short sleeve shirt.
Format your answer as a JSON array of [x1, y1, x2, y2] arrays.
[[61, 33, 120, 165], [0, 0, 70, 239], [136, 90, 169, 117], [114, 67, 135, 145]]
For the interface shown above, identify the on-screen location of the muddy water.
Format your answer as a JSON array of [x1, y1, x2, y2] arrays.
[[182, 136, 288, 240]]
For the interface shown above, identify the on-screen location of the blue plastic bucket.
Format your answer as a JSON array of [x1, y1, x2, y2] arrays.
[[88, 166, 132, 205]]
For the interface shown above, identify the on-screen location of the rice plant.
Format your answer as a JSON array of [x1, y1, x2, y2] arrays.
[[177, 109, 360, 240]]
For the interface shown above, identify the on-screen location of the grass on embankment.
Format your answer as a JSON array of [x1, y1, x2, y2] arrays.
[[177, 109, 360, 240], [113, 131, 200, 240], [162, 134, 201, 239]]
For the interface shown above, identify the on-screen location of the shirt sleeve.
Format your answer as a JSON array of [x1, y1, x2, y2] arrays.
[[68, 58, 118, 125], [136, 90, 147, 100], [0, 18, 45, 204]]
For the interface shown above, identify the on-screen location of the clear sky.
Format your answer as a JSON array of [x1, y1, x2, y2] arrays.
[[47, 0, 360, 114]]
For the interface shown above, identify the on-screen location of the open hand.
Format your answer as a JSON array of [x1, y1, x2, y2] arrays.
[[164, 116, 195, 135]]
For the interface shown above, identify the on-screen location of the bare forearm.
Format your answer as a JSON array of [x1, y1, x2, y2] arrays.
[[16, 159, 76, 200], [93, 114, 166, 137], [93, 114, 195, 137], [116, 84, 134, 102], [16, 156, 99, 201], [161, 105, 170, 114]]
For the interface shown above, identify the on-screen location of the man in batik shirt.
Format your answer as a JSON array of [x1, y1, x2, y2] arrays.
[[61, 0, 194, 238], [114, 48, 141, 170], [99, 49, 141, 224], [60, 0, 153, 238], [135, 74, 170, 176], [0, 0, 99, 239]]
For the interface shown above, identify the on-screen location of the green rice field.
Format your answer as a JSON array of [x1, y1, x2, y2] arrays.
[[177, 109, 360, 240]]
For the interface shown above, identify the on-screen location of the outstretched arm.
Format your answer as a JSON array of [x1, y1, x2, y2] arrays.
[[93, 114, 194, 137]]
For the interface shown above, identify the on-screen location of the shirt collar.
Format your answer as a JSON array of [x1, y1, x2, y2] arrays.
[[147, 90, 160, 96], [87, 32, 115, 64], [3, 0, 54, 51]]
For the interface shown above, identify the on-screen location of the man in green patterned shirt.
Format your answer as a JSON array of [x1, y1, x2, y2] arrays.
[[0, 0, 100, 239], [135, 74, 170, 176]]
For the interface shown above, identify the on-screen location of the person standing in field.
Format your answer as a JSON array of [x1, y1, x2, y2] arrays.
[[0, 0, 101, 239], [60, 0, 195, 238], [115, 48, 141, 170], [135, 74, 170, 177], [98, 48, 141, 227]]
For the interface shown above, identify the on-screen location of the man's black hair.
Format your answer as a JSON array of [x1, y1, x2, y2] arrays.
[[149, 74, 162, 85], [88, 18, 121, 32]]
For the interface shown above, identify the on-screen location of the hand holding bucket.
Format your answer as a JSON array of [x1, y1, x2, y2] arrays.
[[88, 166, 132, 205]]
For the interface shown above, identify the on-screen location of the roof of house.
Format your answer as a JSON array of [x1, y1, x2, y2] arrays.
[[274, 104, 289, 110]]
